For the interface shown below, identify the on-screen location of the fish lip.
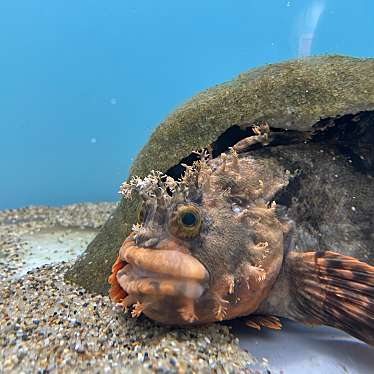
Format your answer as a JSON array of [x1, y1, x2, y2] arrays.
[[117, 239, 209, 299], [119, 240, 209, 282]]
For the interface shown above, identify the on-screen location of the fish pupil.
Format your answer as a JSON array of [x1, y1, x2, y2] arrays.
[[181, 212, 197, 227]]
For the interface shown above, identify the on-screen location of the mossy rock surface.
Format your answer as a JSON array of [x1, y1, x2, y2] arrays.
[[66, 55, 374, 294]]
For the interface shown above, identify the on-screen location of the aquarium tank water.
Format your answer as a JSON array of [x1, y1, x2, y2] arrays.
[[0, 1, 374, 374], [1, 0, 373, 210]]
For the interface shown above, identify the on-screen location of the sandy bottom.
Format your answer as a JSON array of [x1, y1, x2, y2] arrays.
[[0, 203, 256, 373], [3, 203, 371, 373], [19, 227, 96, 277]]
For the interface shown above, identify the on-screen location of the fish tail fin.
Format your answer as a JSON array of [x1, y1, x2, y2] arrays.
[[108, 256, 127, 303], [289, 251, 374, 345]]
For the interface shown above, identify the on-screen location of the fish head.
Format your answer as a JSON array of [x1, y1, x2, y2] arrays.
[[110, 151, 290, 325]]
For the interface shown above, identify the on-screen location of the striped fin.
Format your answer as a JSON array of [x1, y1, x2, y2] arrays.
[[290, 251, 374, 345]]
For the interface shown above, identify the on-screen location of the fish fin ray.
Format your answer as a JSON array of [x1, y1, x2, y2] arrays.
[[108, 256, 127, 303], [290, 251, 374, 345], [245, 315, 282, 330]]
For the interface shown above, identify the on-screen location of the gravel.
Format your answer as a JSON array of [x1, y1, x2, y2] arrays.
[[0, 203, 115, 280], [0, 203, 257, 373]]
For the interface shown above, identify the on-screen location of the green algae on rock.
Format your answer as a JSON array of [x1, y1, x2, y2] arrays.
[[66, 55, 374, 294]]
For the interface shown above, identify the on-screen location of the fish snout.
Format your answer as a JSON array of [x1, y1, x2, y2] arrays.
[[134, 230, 160, 248], [135, 235, 159, 248], [118, 238, 209, 284], [115, 237, 209, 318]]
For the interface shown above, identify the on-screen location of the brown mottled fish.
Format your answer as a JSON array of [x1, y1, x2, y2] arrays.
[[108, 145, 374, 345]]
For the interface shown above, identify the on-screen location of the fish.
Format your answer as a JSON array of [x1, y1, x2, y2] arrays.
[[108, 147, 374, 345]]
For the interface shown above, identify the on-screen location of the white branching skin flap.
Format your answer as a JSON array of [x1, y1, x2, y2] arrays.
[[119, 149, 214, 227]]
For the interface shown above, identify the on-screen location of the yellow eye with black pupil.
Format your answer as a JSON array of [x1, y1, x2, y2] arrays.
[[169, 205, 202, 239]]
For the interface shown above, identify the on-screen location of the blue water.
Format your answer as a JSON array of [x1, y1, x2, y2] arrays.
[[0, 0, 373, 210]]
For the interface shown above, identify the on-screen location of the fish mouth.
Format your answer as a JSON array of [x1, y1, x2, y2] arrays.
[[116, 238, 209, 301], [109, 237, 276, 325]]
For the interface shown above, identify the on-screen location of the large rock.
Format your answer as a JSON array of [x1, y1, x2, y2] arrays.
[[65, 55, 374, 294]]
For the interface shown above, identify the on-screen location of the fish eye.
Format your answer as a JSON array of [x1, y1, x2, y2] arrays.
[[169, 205, 202, 239], [180, 211, 198, 226]]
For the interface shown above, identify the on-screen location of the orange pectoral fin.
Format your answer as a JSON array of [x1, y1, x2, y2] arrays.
[[108, 256, 127, 303], [289, 250, 374, 346]]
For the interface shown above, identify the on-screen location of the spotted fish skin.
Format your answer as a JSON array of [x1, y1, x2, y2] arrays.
[[109, 130, 374, 345], [257, 143, 374, 266]]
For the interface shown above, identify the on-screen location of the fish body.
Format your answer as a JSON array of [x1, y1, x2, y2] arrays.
[[109, 141, 374, 345]]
